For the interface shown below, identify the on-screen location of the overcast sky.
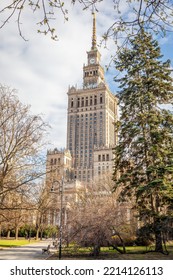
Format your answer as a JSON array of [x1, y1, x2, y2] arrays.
[[0, 1, 173, 152]]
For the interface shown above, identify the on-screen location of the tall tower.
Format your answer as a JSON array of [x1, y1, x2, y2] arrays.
[[67, 13, 118, 183]]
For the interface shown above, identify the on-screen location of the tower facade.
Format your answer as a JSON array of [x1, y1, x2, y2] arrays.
[[46, 148, 73, 186], [67, 14, 118, 183]]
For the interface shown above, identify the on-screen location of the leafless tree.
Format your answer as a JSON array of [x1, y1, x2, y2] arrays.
[[30, 181, 58, 239], [0, 84, 49, 221], [65, 173, 136, 256], [0, 191, 33, 239]]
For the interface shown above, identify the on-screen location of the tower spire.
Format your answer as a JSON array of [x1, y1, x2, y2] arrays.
[[91, 12, 97, 50]]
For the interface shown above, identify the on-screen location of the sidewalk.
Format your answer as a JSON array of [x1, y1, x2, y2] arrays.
[[0, 239, 57, 260]]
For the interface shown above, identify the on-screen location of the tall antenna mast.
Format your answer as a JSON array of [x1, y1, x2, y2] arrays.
[[91, 12, 97, 50]]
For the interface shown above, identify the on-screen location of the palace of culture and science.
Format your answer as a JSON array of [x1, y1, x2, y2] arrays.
[[46, 14, 118, 192]]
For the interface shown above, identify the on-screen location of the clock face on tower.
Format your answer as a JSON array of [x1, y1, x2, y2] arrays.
[[90, 58, 95, 64]]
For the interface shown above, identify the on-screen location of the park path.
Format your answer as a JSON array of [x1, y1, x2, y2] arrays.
[[0, 239, 56, 260]]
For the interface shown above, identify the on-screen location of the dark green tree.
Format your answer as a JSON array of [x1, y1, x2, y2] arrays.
[[113, 29, 173, 253]]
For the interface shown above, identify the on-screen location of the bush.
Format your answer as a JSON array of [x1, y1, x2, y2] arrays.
[[135, 225, 154, 246]]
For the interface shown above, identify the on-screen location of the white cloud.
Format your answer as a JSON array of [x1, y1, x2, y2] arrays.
[[0, 0, 172, 151], [0, 1, 115, 150]]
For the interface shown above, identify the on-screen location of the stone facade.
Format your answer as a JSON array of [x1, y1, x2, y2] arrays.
[[46, 148, 73, 186], [66, 13, 118, 183], [45, 14, 119, 227]]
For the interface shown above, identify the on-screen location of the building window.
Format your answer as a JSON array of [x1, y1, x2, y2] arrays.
[[100, 94, 103, 104], [106, 154, 109, 161], [94, 95, 97, 105], [98, 155, 101, 162]]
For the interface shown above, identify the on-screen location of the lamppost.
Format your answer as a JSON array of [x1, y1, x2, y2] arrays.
[[51, 177, 64, 260]]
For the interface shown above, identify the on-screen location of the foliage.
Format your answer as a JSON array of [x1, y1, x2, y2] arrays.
[[113, 29, 173, 253], [43, 225, 58, 237], [135, 224, 154, 246]]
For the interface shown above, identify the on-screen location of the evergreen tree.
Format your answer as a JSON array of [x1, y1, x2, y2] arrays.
[[113, 29, 173, 253]]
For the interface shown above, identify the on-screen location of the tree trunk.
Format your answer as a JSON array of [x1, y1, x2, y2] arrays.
[[7, 230, 10, 238], [155, 230, 163, 253], [15, 227, 19, 240], [92, 244, 100, 257], [109, 232, 126, 254], [117, 232, 126, 253], [36, 228, 40, 240], [40, 229, 43, 240], [154, 219, 163, 253]]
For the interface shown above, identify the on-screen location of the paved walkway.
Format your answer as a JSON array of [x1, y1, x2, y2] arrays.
[[0, 239, 57, 260]]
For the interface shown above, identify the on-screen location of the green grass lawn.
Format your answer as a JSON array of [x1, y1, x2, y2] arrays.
[[48, 243, 173, 260], [0, 239, 38, 247], [63, 243, 173, 254], [1, 239, 173, 260]]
